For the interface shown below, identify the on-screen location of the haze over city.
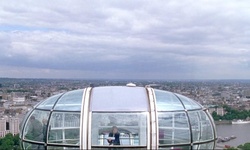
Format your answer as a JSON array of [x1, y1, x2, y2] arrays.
[[0, 0, 250, 80]]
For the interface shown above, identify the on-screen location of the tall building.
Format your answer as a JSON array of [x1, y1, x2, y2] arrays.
[[19, 85, 217, 149], [0, 116, 19, 137]]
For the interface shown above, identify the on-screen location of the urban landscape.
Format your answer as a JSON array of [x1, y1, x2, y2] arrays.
[[1, 78, 250, 149], [2, 0, 250, 149]]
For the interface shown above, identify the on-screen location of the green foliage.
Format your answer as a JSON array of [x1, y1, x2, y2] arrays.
[[0, 133, 20, 150], [212, 105, 250, 121], [212, 111, 220, 121], [238, 142, 250, 150]]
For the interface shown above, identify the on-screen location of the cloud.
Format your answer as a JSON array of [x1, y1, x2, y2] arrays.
[[0, 0, 250, 79]]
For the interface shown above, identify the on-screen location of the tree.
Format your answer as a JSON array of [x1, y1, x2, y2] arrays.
[[238, 142, 250, 150], [212, 111, 220, 121], [216, 105, 250, 121], [0, 133, 20, 150], [0, 134, 14, 150]]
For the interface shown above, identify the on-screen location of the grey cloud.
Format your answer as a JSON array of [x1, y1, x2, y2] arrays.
[[0, 0, 250, 79]]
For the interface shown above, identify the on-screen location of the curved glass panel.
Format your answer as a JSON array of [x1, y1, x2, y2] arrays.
[[47, 146, 79, 149], [37, 93, 63, 110], [159, 146, 191, 149], [23, 141, 45, 150], [188, 111, 201, 143], [54, 90, 83, 111], [48, 112, 80, 145], [155, 90, 184, 111], [33, 100, 44, 108], [91, 113, 147, 147], [158, 112, 190, 145], [175, 94, 202, 110], [90, 87, 148, 111], [193, 141, 214, 150], [24, 110, 50, 142], [199, 111, 214, 141], [20, 110, 33, 139], [188, 111, 213, 142]]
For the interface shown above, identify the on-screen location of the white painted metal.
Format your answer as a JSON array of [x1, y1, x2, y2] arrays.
[[80, 87, 92, 149], [87, 112, 92, 149], [126, 83, 136, 87], [146, 87, 159, 149]]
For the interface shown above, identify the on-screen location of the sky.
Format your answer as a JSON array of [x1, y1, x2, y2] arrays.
[[0, 0, 250, 80]]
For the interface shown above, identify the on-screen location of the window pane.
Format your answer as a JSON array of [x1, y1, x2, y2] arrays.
[[158, 112, 190, 145], [54, 90, 83, 111], [175, 94, 202, 110], [20, 110, 33, 139], [91, 113, 147, 146], [90, 87, 149, 111], [199, 111, 214, 141], [47, 146, 79, 150], [37, 93, 63, 110], [188, 111, 201, 143], [24, 110, 50, 142], [65, 128, 80, 145], [48, 112, 80, 145], [23, 141, 45, 150], [199, 142, 214, 149], [155, 90, 184, 111], [188, 111, 214, 142], [159, 146, 191, 150], [193, 142, 214, 150]]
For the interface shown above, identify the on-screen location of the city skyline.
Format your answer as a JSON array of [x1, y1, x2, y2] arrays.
[[0, 0, 250, 80]]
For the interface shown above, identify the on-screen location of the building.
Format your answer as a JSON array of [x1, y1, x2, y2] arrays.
[[19, 85, 217, 149], [243, 90, 250, 98], [0, 116, 19, 137], [208, 107, 225, 116], [13, 97, 25, 103]]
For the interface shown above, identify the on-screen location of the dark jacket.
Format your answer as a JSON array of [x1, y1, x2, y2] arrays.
[[108, 133, 120, 145]]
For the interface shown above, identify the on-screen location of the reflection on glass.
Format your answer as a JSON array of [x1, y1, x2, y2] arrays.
[[20, 110, 33, 139], [48, 112, 80, 145], [175, 94, 202, 110], [188, 111, 200, 142], [200, 111, 213, 141], [189, 111, 213, 142], [91, 113, 147, 146], [37, 94, 63, 110], [54, 90, 83, 111], [155, 90, 184, 111], [198, 142, 214, 149], [24, 110, 50, 142], [23, 141, 45, 150], [158, 112, 190, 144]]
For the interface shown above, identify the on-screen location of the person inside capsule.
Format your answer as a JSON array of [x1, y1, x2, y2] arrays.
[[107, 126, 120, 145]]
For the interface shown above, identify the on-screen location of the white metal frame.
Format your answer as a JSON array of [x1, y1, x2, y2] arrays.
[[146, 87, 159, 149], [80, 87, 92, 149]]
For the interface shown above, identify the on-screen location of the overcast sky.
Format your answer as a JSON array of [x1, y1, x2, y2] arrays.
[[0, 0, 250, 80]]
